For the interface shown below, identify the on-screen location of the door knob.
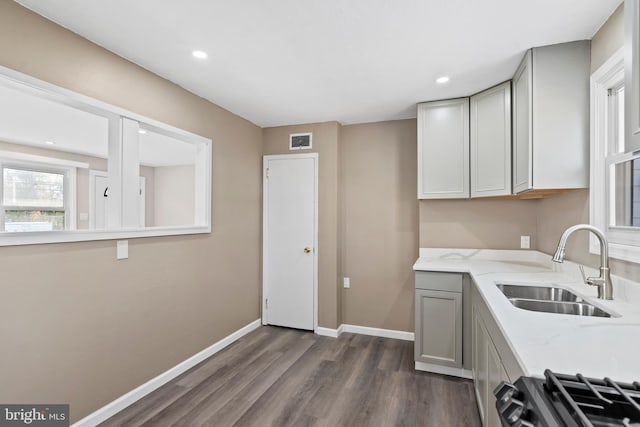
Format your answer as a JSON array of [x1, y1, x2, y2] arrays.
[[304, 247, 312, 253]]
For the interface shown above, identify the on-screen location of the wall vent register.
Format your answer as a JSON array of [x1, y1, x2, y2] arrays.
[[289, 133, 312, 150]]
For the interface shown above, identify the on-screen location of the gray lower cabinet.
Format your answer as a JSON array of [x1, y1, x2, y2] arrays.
[[472, 280, 522, 427], [415, 288, 462, 368], [474, 305, 510, 427], [414, 272, 470, 376]]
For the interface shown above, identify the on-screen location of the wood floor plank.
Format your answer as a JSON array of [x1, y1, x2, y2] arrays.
[[99, 384, 187, 427], [100, 326, 483, 427], [237, 352, 335, 426], [175, 334, 317, 426], [137, 329, 301, 426]]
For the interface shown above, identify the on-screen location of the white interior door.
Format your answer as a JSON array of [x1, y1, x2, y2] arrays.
[[92, 173, 109, 229], [263, 153, 317, 331], [90, 170, 145, 229]]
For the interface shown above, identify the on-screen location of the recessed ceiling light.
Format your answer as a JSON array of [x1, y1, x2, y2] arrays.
[[44, 140, 55, 145], [138, 129, 147, 134], [436, 76, 450, 84], [192, 50, 208, 59]]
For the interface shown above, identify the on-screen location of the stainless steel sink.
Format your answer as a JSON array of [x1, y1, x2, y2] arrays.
[[496, 284, 612, 318], [496, 284, 580, 302], [508, 298, 611, 318]]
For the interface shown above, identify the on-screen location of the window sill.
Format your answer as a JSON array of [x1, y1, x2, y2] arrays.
[[608, 242, 640, 264], [0, 225, 211, 246], [590, 240, 640, 264]]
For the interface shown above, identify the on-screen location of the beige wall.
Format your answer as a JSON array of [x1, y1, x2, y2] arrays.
[[420, 198, 538, 249], [341, 120, 418, 331], [537, 2, 640, 282], [591, 3, 624, 73], [263, 122, 341, 328], [0, 1, 262, 422], [154, 165, 195, 226]]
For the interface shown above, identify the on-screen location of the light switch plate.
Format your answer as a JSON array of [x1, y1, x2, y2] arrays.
[[79, 212, 89, 221], [520, 235, 530, 249], [117, 240, 129, 260], [343, 277, 350, 288]]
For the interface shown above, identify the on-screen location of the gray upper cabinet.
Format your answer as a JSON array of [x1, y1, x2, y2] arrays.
[[625, 0, 640, 153], [417, 98, 470, 199], [470, 81, 512, 197], [512, 40, 591, 194], [512, 52, 533, 194]]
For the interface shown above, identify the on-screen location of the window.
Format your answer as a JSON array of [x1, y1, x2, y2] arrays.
[[0, 65, 211, 246], [590, 48, 640, 262], [2, 165, 69, 232]]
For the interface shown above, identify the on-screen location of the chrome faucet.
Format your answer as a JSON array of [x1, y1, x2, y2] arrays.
[[551, 224, 613, 300]]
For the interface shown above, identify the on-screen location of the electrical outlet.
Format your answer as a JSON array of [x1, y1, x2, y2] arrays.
[[520, 235, 530, 249], [117, 240, 129, 260], [343, 277, 350, 288]]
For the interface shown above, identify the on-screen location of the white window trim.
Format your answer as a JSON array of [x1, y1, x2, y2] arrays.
[[0, 65, 212, 246], [590, 47, 640, 263]]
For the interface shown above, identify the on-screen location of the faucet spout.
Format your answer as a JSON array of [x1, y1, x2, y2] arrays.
[[551, 224, 613, 300]]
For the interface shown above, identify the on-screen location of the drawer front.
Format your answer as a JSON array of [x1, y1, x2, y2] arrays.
[[416, 271, 463, 292]]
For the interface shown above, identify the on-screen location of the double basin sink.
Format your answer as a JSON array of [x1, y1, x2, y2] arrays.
[[496, 284, 611, 318]]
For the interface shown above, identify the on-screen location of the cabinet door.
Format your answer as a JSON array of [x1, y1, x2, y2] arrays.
[[626, 0, 640, 152], [417, 99, 470, 199], [512, 50, 533, 194], [470, 82, 512, 197], [473, 309, 489, 424], [415, 289, 462, 368], [487, 341, 509, 427]]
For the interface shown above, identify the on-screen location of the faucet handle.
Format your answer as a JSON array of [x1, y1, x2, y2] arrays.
[[579, 265, 587, 284]]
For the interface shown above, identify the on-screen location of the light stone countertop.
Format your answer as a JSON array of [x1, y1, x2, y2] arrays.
[[413, 248, 640, 383]]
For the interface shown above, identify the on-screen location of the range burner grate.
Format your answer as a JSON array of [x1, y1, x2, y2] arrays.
[[544, 370, 640, 427]]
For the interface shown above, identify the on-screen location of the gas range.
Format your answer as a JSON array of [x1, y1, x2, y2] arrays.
[[495, 370, 640, 426]]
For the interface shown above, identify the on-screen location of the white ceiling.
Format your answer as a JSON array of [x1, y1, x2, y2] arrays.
[[16, 0, 621, 127]]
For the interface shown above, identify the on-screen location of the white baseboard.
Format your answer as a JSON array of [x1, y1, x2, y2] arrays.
[[339, 324, 414, 341], [415, 361, 473, 379], [72, 319, 262, 427], [315, 324, 413, 341], [315, 326, 341, 338]]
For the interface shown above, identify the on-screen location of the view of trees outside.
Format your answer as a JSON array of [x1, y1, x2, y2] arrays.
[[2, 167, 65, 231]]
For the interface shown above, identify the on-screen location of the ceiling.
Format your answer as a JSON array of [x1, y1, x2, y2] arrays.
[[16, 0, 621, 127]]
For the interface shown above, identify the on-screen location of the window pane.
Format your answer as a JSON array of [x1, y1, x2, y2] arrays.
[[3, 168, 64, 208], [4, 209, 65, 231], [611, 158, 640, 227]]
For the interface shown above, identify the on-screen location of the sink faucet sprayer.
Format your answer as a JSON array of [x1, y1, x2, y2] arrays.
[[552, 224, 613, 300]]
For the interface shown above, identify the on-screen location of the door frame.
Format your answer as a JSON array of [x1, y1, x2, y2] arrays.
[[89, 169, 146, 229], [262, 153, 319, 332]]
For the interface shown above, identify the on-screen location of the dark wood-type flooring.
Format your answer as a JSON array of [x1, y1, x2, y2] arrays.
[[100, 326, 482, 426]]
